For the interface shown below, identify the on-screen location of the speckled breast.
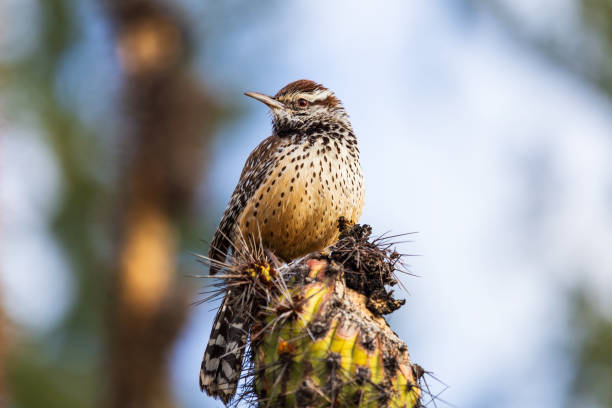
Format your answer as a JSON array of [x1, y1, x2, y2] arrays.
[[237, 135, 364, 262]]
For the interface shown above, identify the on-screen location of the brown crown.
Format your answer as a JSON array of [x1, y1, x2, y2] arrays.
[[274, 79, 327, 98], [275, 80, 341, 108]]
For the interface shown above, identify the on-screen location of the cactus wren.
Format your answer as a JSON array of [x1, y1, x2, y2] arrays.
[[200, 80, 365, 403]]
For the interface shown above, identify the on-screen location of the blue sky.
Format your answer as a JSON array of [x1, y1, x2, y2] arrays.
[[183, 2, 612, 407]]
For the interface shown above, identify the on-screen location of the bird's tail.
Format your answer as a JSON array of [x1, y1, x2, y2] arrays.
[[199, 290, 248, 404]]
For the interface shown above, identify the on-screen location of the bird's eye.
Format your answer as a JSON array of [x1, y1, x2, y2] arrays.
[[297, 98, 309, 108]]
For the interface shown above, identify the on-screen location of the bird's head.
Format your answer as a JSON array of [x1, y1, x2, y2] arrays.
[[245, 80, 350, 136]]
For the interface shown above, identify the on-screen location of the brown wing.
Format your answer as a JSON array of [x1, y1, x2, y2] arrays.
[[208, 135, 281, 274]]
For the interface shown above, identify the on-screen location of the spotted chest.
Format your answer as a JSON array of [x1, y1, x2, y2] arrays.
[[236, 131, 364, 261]]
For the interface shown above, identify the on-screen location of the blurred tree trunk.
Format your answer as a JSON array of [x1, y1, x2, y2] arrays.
[[101, 1, 217, 407], [0, 294, 7, 407]]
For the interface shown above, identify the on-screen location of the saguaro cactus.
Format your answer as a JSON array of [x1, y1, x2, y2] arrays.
[[201, 222, 422, 407]]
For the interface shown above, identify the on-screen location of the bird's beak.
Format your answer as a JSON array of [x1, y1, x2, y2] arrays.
[[244, 92, 285, 111]]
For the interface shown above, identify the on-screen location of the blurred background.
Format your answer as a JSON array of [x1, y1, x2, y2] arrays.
[[1, 0, 612, 407]]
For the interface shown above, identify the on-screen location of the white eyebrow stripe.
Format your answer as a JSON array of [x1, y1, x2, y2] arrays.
[[308, 89, 332, 101]]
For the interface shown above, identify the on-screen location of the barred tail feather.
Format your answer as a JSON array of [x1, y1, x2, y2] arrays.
[[200, 290, 248, 404]]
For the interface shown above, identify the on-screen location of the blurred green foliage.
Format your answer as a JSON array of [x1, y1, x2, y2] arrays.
[[579, 0, 612, 95], [568, 290, 612, 407], [5, 1, 107, 406], [569, 1, 612, 406]]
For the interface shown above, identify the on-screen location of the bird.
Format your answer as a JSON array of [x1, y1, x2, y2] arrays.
[[200, 79, 365, 403]]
